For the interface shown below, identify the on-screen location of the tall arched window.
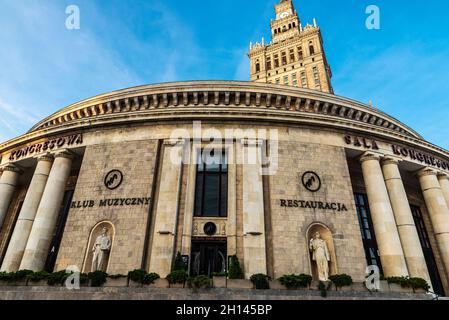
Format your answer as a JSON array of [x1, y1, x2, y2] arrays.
[[309, 45, 315, 55]]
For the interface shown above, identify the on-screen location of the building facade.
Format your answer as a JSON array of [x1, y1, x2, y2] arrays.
[[0, 0, 449, 296]]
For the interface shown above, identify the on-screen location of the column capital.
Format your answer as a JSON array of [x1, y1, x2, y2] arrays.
[[359, 151, 382, 164], [381, 156, 402, 166], [54, 149, 75, 160], [437, 172, 449, 180], [0, 163, 23, 175], [416, 167, 438, 178], [36, 153, 54, 163]]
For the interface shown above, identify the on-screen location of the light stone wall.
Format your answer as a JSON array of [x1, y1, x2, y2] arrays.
[[269, 141, 366, 281], [1, 121, 446, 284], [54, 140, 158, 274]]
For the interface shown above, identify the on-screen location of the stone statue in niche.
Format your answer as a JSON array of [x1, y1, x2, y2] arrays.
[[91, 227, 112, 272], [309, 231, 330, 281]]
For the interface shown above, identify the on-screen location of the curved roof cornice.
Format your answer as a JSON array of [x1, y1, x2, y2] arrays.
[[2, 81, 448, 160]]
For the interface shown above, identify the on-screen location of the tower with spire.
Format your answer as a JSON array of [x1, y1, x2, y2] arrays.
[[248, 0, 333, 94]]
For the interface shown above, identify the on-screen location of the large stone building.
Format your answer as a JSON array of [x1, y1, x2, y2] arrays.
[[0, 0, 448, 296], [248, 0, 333, 93]]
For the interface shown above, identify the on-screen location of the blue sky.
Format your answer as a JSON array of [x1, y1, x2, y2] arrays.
[[0, 0, 448, 149]]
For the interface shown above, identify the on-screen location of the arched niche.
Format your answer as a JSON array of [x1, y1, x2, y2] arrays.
[[306, 223, 338, 280], [82, 221, 115, 273]]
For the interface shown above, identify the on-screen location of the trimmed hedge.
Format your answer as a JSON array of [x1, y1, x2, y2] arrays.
[[250, 274, 270, 290], [187, 275, 211, 289], [88, 271, 108, 287], [167, 270, 188, 284], [228, 255, 244, 279], [279, 274, 312, 289], [386, 276, 430, 291], [329, 274, 353, 290], [27, 271, 51, 283], [127, 269, 147, 283], [143, 273, 160, 285]]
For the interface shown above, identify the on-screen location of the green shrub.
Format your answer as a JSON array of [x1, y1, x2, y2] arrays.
[[88, 271, 108, 287], [279, 274, 312, 289], [187, 275, 211, 289], [386, 276, 429, 291], [0, 272, 13, 282], [142, 273, 160, 285], [172, 252, 186, 272], [386, 276, 408, 287], [128, 269, 147, 283], [9, 270, 34, 282], [167, 270, 188, 284], [228, 255, 244, 279], [318, 281, 331, 298], [409, 277, 430, 291], [80, 273, 89, 285], [329, 274, 353, 290], [47, 271, 69, 286], [27, 271, 51, 283], [250, 274, 270, 290]]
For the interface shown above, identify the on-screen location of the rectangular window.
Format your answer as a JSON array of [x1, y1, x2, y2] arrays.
[[300, 71, 307, 87], [274, 55, 279, 68], [354, 193, 383, 273], [281, 52, 287, 65], [292, 73, 298, 87], [266, 57, 272, 71], [283, 75, 289, 85], [313, 67, 320, 85], [194, 150, 228, 217], [297, 47, 303, 60], [411, 205, 445, 295], [289, 49, 295, 63], [309, 45, 315, 55], [275, 78, 280, 85], [292, 74, 298, 87]]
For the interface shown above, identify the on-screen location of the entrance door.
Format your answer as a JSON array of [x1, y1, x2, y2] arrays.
[[190, 240, 227, 277]]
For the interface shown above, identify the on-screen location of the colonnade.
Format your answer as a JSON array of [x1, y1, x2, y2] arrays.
[[360, 152, 449, 284]]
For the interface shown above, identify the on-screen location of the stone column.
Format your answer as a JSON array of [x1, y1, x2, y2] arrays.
[[226, 142, 237, 257], [438, 173, 449, 209], [0, 164, 22, 229], [1, 155, 54, 272], [19, 150, 73, 271], [180, 142, 195, 258], [418, 168, 449, 276], [360, 152, 409, 277], [381, 157, 431, 283], [241, 139, 267, 278], [149, 140, 184, 277]]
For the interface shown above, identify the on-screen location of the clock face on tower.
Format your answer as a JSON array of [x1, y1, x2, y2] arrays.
[[280, 11, 290, 19]]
